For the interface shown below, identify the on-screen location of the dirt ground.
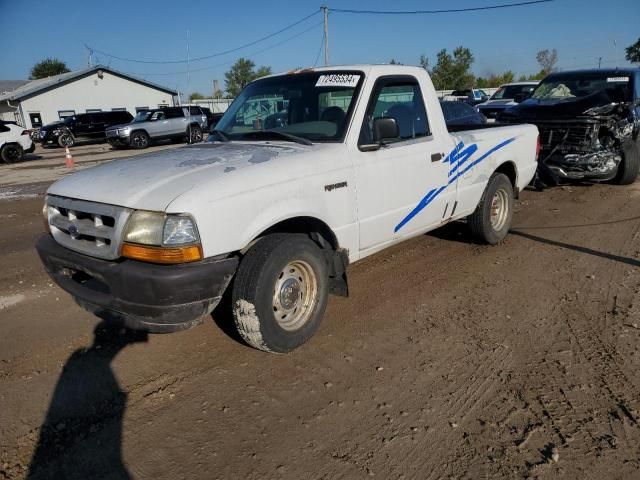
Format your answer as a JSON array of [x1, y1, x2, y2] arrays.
[[0, 165, 639, 479]]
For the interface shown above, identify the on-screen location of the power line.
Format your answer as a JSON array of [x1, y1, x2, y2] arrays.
[[126, 21, 324, 77], [313, 29, 326, 67], [85, 10, 320, 64], [330, 0, 554, 15]]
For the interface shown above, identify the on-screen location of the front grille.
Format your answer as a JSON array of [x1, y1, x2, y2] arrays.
[[46, 195, 132, 260], [480, 108, 502, 118], [536, 122, 597, 153]]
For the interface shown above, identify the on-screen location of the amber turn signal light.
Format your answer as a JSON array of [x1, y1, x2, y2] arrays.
[[121, 243, 203, 264]]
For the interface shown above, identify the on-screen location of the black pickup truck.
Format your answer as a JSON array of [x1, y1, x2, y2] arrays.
[[499, 68, 640, 186]]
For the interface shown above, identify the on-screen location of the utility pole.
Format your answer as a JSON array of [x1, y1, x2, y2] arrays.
[[322, 5, 329, 66]]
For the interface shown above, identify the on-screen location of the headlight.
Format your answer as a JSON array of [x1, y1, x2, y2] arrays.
[[163, 216, 199, 245], [118, 127, 130, 135], [123, 211, 165, 245], [123, 211, 200, 246], [122, 211, 202, 263]]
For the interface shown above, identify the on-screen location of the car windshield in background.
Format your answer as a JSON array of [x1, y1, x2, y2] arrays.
[[214, 71, 364, 143], [532, 73, 632, 101], [491, 85, 536, 100], [133, 111, 151, 122]]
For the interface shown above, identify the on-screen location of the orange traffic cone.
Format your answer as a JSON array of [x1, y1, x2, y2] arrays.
[[65, 146, 74, 168]]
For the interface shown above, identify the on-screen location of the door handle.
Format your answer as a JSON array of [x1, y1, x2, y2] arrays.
[[431, 152, 443, 162]]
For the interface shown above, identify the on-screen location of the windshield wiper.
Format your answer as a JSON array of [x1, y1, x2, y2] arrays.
[[210, 129, 231, 142], [240, 130, 312, 146]]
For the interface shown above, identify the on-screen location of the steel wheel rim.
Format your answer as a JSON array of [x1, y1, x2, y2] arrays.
[[490, 188, 509, 231], [272, 260, 317, 331]]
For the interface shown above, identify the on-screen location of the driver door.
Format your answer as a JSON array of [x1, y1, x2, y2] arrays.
[[353, 76, 455, 254]]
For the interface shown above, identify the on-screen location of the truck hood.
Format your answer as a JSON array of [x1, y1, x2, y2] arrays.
[[479, 99, 514, 108], [47, 142, 318, 211], [500, 90, 627, 121]]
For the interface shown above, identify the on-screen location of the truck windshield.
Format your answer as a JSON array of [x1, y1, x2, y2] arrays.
[[214, 71, 364, 143], [532, 73, 632, 101]]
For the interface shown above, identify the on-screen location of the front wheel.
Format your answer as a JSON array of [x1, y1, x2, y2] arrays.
[[613, 140, 640, 185], [58, 133, 74, 148], [231, 234, 329, 353], [467, 173, 514, 244], [130, 131, 150, 149]]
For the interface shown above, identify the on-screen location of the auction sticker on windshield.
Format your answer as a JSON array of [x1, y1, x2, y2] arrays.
[[316, 74, 360, 88], [607, 77, 629, 82]]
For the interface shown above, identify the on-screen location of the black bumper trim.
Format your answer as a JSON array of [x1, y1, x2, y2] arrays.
[[36, 234, 239, 333]]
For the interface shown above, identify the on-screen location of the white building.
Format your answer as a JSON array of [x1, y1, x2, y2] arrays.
[[0, 65, 177, 129]]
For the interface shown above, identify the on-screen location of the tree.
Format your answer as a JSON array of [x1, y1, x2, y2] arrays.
[[224, 58, 272, 97], [476, 70, 515, 88], [30, 58, 70, 79], [389, 58, 403, 65], [425, 47, 475, 90], [625, 38, 640, 63], [536, 49, 558, 76], [189, 92, 205, 101]]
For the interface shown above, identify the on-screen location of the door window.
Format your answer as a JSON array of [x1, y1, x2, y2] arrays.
[[359, 77, 430, 145]]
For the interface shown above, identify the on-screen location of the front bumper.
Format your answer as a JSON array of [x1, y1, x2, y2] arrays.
[[106, 131, 130, 146], [36, 234, 239, 333]]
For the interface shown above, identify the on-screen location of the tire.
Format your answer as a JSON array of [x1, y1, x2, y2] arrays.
[[58, 133, 74, 148], [187, 125, 203, 144], [1, 143, 23, 164], [467, 173, 514, 245], [613, 140, 640, 185], [130, 131, 150, 149], [231, 234, 329, 353]]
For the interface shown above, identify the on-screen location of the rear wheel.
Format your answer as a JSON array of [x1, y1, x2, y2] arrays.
[[130, 131, 150, 149], [231, 234, 329, 353], [613, 140, 640, 185], [1, 143, 23, 164], [187, 125, 202, 144], [468, 173, 514, 244]]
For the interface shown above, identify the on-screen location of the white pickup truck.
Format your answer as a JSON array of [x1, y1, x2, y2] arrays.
[[37, 65, 539, 353]]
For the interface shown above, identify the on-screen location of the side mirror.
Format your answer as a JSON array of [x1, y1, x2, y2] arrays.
[[373, 117, 399, 143], [360, 117, 400, 152], [513, 93, 527, 103]]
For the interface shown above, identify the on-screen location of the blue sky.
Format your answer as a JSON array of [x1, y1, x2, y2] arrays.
[[1, 0, 638, 95]]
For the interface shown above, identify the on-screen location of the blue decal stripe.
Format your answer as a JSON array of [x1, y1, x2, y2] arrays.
[[451, 137, 515, 182], [448, 144, 478, 177], [393, 137, 516, 233]]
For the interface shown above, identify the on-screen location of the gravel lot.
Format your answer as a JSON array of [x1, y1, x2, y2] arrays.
[[0, 151, 639, 479]]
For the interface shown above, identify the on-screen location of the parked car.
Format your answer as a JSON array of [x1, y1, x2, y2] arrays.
[[0, 120, 34, 163], [106, 107, 204, 149], [477, 82, 538, 120], [200, 107, 224, 129], [440, 100, 487, 128], [39, 111, 133, 148], [183, 105, 209, 130], [499, 68, 640, 186], [443, 88, 490, 106], [37, 65, 538, 353]]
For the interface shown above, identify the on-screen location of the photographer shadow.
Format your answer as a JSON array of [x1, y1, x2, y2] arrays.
[[27, 318, 148, 480]]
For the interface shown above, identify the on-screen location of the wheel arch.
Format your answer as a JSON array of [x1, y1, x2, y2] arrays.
[[244, 215, 348, 297], [494, 161, 518, 197]]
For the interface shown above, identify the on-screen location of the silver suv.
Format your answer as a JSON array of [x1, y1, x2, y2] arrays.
[[106, 107, 205, 149]]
